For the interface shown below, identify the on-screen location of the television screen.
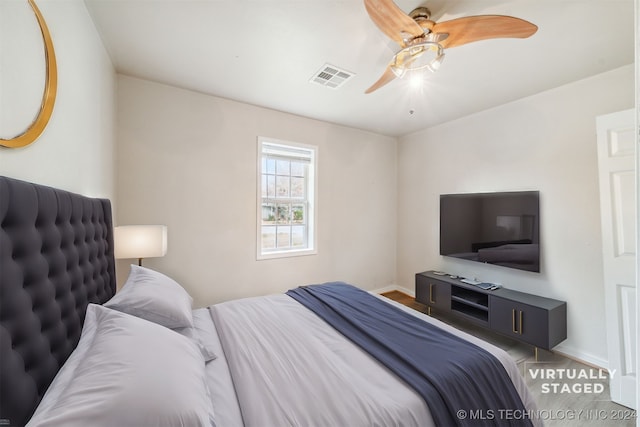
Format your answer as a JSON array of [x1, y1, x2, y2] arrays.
[[440, 191, 540, 273]]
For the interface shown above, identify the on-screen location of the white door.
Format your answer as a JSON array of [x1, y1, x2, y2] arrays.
[[596, 109, 637, 409]]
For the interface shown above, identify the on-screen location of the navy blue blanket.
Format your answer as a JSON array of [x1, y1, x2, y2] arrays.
[[287, 282, 532, 427]]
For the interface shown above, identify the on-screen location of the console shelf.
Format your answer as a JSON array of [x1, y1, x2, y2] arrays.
[[451, 301, 489, 323], [451, 295, 489, 311], [416, 271, 567, 350]]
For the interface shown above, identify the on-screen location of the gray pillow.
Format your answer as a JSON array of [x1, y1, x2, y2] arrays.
[[105, 265, 194, 329], [26, 304, 215, 427]]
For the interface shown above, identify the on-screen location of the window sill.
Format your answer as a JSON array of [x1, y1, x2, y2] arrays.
[[257, 248, 317, 261]]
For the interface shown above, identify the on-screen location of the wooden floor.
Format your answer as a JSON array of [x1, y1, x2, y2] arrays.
[[381, 291, 637, 427]]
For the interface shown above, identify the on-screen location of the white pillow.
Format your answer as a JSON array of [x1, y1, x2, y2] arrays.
[[105, 264, 194, 329], [27, 304, 215, 427]]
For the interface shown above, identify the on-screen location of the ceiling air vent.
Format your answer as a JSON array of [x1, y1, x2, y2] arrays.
[[309, 64, 355, 89]]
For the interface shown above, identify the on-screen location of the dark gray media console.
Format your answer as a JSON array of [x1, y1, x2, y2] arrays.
[[416, 271, 567, 350]]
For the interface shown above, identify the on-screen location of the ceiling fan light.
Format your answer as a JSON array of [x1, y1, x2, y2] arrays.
[[390, 41, 444, 77], [408, 72, 425, 89], [408, 45, 426, 56], [390, 64, 406, 78], [427, 51, 445, 72]]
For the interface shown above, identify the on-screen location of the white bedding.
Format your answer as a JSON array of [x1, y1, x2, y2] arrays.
[[26, 290, 538, 427], [192, 308, 244, 427], [207, 293, 540, 427]]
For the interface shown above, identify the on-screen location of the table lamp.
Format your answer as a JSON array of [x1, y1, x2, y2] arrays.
[[114, 225, 167, 266]]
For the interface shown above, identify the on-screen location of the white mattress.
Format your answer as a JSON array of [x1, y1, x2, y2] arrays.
[[200, 293, 539, 427]]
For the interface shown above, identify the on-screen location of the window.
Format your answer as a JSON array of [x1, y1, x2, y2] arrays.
[[257, 138, 317, 259]]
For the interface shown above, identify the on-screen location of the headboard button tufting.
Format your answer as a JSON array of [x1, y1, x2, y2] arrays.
[[0, 176, 116, 427]]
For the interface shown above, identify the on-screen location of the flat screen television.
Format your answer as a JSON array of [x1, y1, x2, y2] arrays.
[[440, 191, 540, 273]]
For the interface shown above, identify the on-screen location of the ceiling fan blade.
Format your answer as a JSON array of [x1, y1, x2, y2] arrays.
[[433, 15, 537, 49], [364, 0, 424, 46], [365, 65, 397, 94]]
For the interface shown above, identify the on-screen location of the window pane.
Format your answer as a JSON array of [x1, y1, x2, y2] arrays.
[[261, 175, 267, 198], [292, 204, 304, 224], [262, 226, 276, 250], [276, 226, 291, 248], [266, 175, 276, 198], [276, 160, 290, 175], [276, 204, 290, 224], [292, 225, 305, 248], [262, 203, 276, 224], [291, 161, 304, 177], [276, 176, 290, 198], [291, 177, 304, 198], [266, 158, 276, 174]]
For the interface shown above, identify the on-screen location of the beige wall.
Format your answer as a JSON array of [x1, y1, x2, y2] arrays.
[[119, 66, 633, 366], [0, 0, 116, 199], [116, 75, 397, 306], [397, 65, 635, 367]]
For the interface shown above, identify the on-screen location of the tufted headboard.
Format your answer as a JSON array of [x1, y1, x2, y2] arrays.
[[0, 176, 116, 427]]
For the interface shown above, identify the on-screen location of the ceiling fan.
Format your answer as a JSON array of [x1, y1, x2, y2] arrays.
[[364, 0, 538, 93]]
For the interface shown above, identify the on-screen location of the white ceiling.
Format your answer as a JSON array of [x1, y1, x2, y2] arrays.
[[84, 0, 635, 137]]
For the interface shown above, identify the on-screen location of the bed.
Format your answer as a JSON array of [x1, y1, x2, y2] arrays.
[[0, 176, 539, 427]]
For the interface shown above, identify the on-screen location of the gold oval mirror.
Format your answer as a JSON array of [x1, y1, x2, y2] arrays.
[[0, 0, 57, 148]]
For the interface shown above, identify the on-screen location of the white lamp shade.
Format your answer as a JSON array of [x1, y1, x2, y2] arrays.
[[114, 225, 167, 260]]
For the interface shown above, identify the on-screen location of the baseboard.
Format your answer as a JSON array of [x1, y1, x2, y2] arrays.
[[372, 284, 415, 297], [551, 343, 609, 370], [396, 285, 415, 297]]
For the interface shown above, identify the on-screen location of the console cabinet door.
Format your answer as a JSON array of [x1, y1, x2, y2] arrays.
[[416, 275, 451, 312], [490, 296, 549, 349]]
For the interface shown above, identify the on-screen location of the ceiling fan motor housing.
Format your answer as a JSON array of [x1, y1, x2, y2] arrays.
[[409, 7, 435, 36], [409, 7, 431, 21]]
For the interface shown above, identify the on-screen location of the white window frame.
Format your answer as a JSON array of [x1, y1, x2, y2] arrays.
[[257, 137, 317, 260]]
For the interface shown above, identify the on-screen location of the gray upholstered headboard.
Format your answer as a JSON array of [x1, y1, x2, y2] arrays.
[[0, 176, 116, 427]]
